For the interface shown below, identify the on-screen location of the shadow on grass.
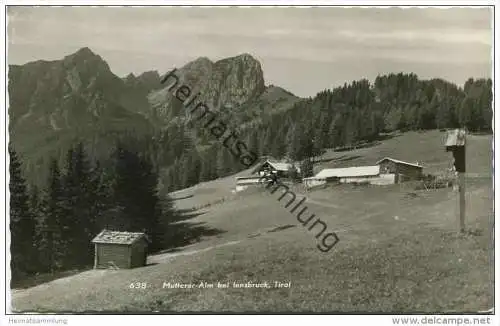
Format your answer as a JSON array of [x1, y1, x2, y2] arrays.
[[334, 133, 399, 153], [170, 194, 194, 201], [156, 208, 226, 254], [267, 224, 297, 233], [316, 154, 362, 165], [11, 268, 90, 290], [335, 155, 362, 163], [154, 247, 184, 255], [170, 209, 206, 222], [374, 132, 400, 141], [335, 142, 381, 152], [315, 133, 400, 164], [164, 221, 226, 249], [12, 207, 223, 289]]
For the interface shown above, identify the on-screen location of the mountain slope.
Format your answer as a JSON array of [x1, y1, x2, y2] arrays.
[[10, 131, 493, 312], [8, 48, 157, 184], [146, 53, 297, 127], [8, 48, 301, 186]]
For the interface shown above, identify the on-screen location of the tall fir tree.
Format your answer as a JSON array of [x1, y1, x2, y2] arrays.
[[246, 130, 260, 157], [29, 184, 45, 273], [216, 146, 232, 177], [300, 158, 314, 178], [9, 145, 37, 280], [109, 144, 141, 231], [109, 142, 167, 252], [40, 158, 66, 272], [286, 124, 301, 161], [61, 143, 95, 267], [87, 160, 109, 237], [199, 147, 218, 181]]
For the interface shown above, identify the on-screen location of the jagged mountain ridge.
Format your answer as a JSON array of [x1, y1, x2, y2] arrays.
[[147, 53, 267, 123], [9, 47, 151, 133], [8, 47, 301, 186]]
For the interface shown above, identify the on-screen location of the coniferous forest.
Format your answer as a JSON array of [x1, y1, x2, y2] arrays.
[[9, 72, 492, 285], [9, 141, 177, 286], [160, 74, 492, 190]]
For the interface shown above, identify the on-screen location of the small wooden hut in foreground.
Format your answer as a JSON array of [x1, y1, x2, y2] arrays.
[[92, 230, 149, 269]]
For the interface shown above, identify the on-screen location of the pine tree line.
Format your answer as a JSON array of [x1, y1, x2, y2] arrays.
[[17, 74, 491, 195], [160, 74, 491, 192], [9, 141, 176, 285], [10, 75, 492, 272]]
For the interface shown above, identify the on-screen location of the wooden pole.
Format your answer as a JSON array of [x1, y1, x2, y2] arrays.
[[458, 172, 465, 233], [94, 244, 98, 269], [445, 128, 466, 234]]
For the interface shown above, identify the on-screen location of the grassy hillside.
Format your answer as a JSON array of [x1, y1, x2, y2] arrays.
[[168, 166, 256, 211], [11, 131, 493, 313], [171, 130, 492, 210], [316, 130, 492, 175]]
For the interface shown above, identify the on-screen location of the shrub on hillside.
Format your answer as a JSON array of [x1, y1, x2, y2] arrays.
[[414, 174, 454, 190]]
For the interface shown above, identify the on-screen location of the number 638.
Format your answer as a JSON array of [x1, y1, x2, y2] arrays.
[[129, 282, 147, 289]]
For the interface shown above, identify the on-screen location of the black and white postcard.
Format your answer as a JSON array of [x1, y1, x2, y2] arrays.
[[2, 2, 496, 324]]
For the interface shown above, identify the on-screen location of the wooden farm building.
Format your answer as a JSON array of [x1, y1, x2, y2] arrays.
[[303, 165, 384, 188], [235, 159, 300, 192], [303, 157, 424, 189], [92, 230, 149, 269], [375, 157, 423, 183], [251, 160, 301, 178]]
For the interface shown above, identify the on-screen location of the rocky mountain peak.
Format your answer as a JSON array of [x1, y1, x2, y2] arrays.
[[63, 47, 100, 62], [215, 53, 261, 68], [190, 56, 213, 67], [208, 53, 266, 108], [137, 71, 161, 84], [179, 57, 214, 84], [124, 70, 163, 97], [228, 52, 258, 62], [8, 48, 300, 188], [151, 53, 267, 120], [62, 47, 110, 73]]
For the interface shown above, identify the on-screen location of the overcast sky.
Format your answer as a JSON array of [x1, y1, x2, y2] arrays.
[[7, 6, 492, 97]]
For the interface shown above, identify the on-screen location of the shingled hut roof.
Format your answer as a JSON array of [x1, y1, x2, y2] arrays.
[[91, 230, 150, 245]]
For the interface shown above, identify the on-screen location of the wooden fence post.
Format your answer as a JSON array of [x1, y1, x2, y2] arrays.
[[445, 129, 466, 233], [458, 172, 466, 233]]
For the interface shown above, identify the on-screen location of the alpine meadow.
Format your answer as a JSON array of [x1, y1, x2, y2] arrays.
[[7, 6, 493, 314]]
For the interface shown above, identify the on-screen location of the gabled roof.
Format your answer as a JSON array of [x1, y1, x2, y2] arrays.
[[252, 160, 301, 174], [375, 157, 423, 168], [92, 230, 149, 245], [445, 129, 466, 147], [313, 165, 380, 179]]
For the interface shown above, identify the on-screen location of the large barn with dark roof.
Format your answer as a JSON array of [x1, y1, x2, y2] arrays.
[[375, 157, 423, 183]]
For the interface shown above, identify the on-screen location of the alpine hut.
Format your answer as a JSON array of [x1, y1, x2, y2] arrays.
[[92, 230, 150, 269]]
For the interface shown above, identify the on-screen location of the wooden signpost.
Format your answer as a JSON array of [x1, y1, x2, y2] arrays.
[[445, 129, 466, 233]]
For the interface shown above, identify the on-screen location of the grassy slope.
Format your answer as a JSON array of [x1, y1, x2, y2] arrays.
[[11, 131, 493, 313], [316, 130, 492, 175], [168, 167, 255, 211]]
